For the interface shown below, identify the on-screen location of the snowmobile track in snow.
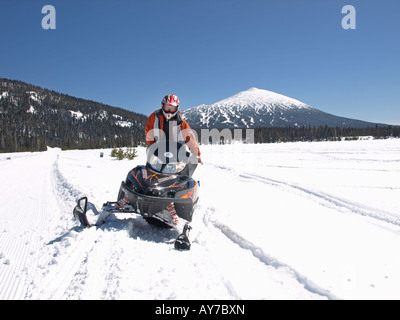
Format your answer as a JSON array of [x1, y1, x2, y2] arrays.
[[203, 207, 337, 300], [37, 228, 98, 299], [239, 172, 400, 228]]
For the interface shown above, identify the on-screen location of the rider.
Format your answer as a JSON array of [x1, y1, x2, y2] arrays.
[[145, 95, 201, 243], [145, 94, 202, 164]]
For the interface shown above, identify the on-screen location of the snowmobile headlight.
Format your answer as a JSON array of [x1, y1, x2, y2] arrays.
[[149, 155, 163, 172], [175, 161, 186, 172], [162, 161, 186, 174]]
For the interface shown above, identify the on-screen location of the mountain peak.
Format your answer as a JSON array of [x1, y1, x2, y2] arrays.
[[247, 87, 261, 92], [181, 87, 381, 129], [213, 87, 308, 109]]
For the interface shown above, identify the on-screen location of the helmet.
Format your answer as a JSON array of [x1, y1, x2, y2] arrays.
[[161, 94, 180, 120]]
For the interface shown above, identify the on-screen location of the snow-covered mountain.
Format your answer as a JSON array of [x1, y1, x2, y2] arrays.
[[182, 88, 382, 128]]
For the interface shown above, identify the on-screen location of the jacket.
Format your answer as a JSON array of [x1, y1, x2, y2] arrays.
[[145, 109, 201, 157]]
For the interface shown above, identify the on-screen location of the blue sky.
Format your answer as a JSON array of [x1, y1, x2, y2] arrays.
[[1, 0, 399, 124]]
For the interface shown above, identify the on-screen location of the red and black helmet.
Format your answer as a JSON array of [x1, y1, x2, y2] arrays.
[[161, 94, 180, 120]]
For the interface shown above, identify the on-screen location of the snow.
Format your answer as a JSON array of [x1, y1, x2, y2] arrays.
[[0, 91, 9, 100], [69, 110, 84, 119], [27, 105, 35, 114], [26, 91, 39, 102], [1, 139, 400, 300], [115, 120, 133, 127], [98, 110, 108, 120], [213, 87, 310, 110]]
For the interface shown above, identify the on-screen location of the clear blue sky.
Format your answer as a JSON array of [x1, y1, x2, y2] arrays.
[[1, 0, 399, 124]]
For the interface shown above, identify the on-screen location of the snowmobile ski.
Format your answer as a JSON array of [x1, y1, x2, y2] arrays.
[[73, 197, 136, 227], [174, 224, 192, 250], [73, 197, 91, 227]]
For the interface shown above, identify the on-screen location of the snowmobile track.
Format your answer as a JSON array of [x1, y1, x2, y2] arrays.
[[203, 207, 338, 300], [239, 172, 400, 228], [38, 228, 98, 299], [208, 163, 400, 227]]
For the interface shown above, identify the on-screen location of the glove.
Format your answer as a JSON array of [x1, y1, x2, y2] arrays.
[[197, 156, 203, 164]]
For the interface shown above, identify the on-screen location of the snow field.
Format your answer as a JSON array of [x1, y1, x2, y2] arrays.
[[0, 138, 400, 299]]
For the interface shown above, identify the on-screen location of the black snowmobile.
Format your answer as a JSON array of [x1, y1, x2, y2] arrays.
[[73, 141, 199, 250]]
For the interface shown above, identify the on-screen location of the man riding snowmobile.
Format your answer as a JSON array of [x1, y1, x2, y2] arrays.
[[115, 94, 201, 249], [73, 94, 202, 250], [140, 94, 202, 239]]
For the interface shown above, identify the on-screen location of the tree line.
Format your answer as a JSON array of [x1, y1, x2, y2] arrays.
[[190, 125, 400, 144], [252, 125, 400, 143], [0, 78, 147, 153]]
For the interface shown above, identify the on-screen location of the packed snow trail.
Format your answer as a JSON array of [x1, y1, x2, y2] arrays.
[[0, 149, 62, 299]]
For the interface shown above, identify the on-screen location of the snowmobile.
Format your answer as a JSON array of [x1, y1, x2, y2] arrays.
[[73, 141, 199, 250]]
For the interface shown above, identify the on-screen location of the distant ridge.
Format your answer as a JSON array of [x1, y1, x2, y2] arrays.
[[0, 78, 147, 152]]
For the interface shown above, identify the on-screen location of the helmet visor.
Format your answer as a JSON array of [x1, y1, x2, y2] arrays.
[[163, 104, 178, 112]]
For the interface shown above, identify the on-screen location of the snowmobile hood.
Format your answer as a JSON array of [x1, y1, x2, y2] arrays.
[[125, 165, 197, 199], [130, 167, 182, 189]]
